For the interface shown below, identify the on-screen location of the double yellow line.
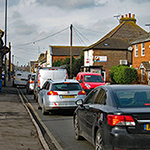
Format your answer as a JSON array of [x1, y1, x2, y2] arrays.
[[18, 89, 63, 150]]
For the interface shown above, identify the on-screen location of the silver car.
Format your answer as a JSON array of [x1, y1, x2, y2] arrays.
[[38, 79, 86, 115]]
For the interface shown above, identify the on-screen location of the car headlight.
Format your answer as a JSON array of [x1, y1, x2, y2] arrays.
[[85, 84, 91, 89]]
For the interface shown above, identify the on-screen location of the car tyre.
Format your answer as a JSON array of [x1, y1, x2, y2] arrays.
[[42, 105, 49, 115], [95, 129, 104, 150], [74, 115, 83, 140]]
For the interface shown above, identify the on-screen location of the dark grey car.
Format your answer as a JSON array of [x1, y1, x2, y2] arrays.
[[74, 85, 150, 150]]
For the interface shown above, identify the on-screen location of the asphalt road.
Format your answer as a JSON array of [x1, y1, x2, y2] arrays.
[[21, 88, 95, 150]]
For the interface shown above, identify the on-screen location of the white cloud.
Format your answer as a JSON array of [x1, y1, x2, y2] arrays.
[[0, 0, 149, 65]]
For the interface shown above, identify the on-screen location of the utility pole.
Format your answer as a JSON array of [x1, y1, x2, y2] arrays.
[[8, 42, 11, 81], [70, 24, 73, 79], [4, 0, 7, 86]]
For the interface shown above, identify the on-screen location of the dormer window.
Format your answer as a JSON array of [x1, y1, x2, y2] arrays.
[[141, 43, 145, 56]]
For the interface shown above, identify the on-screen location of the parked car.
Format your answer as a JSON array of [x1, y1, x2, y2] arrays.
[[13, 71, 30, 87], [34, 66, 67, 101], [76, 72, 105, 94], [73, 85, 150, 150], [38, 79, 86, 115], [26, 73, 36, 94]]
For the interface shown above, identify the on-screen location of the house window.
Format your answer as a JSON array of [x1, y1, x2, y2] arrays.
[[141, 43, 145, 56], [135, 44, 138, 57]]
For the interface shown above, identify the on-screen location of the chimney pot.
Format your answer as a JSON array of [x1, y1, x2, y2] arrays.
[[129, 13, 131, 18], [125, 14, 128, 18]]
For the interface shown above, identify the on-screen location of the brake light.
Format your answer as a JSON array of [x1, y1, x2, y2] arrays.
[[78, 90, 86, 95], [47, 91, 58, 95], [107, 115, 135, 126], [38, 73, 40, 87], [29, 81, 34, 84]]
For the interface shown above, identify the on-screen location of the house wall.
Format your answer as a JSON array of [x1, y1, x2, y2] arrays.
[[93, 49, 131, 82], [132, 41, 150, 83], [52, 55, 79, 63]]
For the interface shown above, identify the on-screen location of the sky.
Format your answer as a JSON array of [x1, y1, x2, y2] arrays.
[[0, 0, 150, 66]]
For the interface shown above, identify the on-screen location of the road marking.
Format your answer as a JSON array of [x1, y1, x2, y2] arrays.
[[19, 89, 63, 150]]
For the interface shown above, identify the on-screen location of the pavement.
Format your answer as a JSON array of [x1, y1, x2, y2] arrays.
[[0, 79, 48, 150]]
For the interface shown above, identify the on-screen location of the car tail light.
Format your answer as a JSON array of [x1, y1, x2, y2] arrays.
[[47, 91, 58, 95], [29, 80, 34, 84], [38, 73, 40, 87], [107, 115, 135, 126], [78, 90, 86, 95]]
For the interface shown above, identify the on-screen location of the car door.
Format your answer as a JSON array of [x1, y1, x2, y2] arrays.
[[38, 81, 48, 107], [79, 87, 100, 140], [85, 87, 106, 140]]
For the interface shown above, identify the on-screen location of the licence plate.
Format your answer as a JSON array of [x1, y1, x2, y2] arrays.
[[62, 95, 75, 98], [144, 124, 150, 131]]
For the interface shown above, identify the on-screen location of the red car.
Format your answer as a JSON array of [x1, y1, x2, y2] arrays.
[[76, 72, 105, 94]]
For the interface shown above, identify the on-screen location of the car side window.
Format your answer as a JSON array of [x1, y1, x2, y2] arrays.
[[94, 88, 106, 104], [42, 82, 48, 89], [84, 87, 100, 104], [46, 83, 50, 90], [81, 75, 83, 82]]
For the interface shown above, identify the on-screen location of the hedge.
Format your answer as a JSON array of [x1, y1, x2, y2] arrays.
[[110, 65, 138, 84]]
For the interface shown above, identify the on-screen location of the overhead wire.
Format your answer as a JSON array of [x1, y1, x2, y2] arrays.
[[13, 27, 68, 47]]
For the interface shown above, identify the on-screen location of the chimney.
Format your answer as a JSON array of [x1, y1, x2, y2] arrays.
[[120, 13, 136, 24]]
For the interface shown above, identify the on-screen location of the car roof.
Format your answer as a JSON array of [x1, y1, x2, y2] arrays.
[[47, 79, 79, 84], [78, 72, 102, 76], [103, 84, 150, 91]]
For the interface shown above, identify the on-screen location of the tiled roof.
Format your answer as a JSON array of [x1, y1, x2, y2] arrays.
[[85, 16, 147, 51], [131, 32, 150, 44], [142, 61, 150, 70], [50, 46, 87, 56]]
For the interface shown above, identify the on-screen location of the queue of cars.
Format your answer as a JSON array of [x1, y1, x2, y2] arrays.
[[13, 69, 150, 149]]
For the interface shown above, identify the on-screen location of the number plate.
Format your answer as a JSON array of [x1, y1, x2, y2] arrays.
[[144, 124, 150, 131], [62, 95, 75, 98]]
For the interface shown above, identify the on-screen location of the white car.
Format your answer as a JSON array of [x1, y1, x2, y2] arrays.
[[26, 73, 36, 94], [13, 71, 30, 87], [38, 79, 86, 115]]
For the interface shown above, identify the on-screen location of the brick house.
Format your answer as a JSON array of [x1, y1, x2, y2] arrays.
[[131, 33, 150, 84], [83, 13, 147, 82], [47, 45, 87, 67]]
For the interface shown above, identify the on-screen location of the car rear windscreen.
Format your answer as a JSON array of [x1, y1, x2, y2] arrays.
[[52, 83, 82, 91], [114, 90, 150, 107]]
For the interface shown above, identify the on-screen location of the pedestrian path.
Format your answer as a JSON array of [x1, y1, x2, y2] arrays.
[[0, 79, 44, 150]]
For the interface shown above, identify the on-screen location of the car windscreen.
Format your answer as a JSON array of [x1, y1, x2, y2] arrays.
[[84, 75, 104, 83], [52, 83, 82, 91], [114, 90, 150, 108]]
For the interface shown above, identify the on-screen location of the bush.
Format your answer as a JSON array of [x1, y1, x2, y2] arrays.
[[110, 65, 138, 84]]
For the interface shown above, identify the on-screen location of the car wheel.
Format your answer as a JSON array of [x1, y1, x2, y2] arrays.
[[42, 105, 49, 115], [74, 115, 83, 140], [95, 129, 104, 150]]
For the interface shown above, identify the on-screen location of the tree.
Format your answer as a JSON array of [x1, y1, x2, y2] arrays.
[[52, 52, 84, 78]]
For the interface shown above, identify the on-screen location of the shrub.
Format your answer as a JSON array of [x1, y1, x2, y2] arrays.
[[111, 65, 138, 84]]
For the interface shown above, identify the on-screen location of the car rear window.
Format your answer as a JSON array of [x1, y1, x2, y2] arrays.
[[52, 83, 82, 91], [17, 74, 22, 76], [84, 75, 104, 82], [114, 90, 150, 108]]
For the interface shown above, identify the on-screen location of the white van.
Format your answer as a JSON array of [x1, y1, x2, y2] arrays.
[[13, 71, 31, 87], [33, 66, 67, 100]]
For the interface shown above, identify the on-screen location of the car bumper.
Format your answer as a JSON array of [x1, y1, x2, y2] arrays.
[[110, 128, 150, 149], [45, 102, 77, 111]]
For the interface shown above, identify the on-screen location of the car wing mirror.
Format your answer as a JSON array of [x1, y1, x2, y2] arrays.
[[75, 99, 83, 105]]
